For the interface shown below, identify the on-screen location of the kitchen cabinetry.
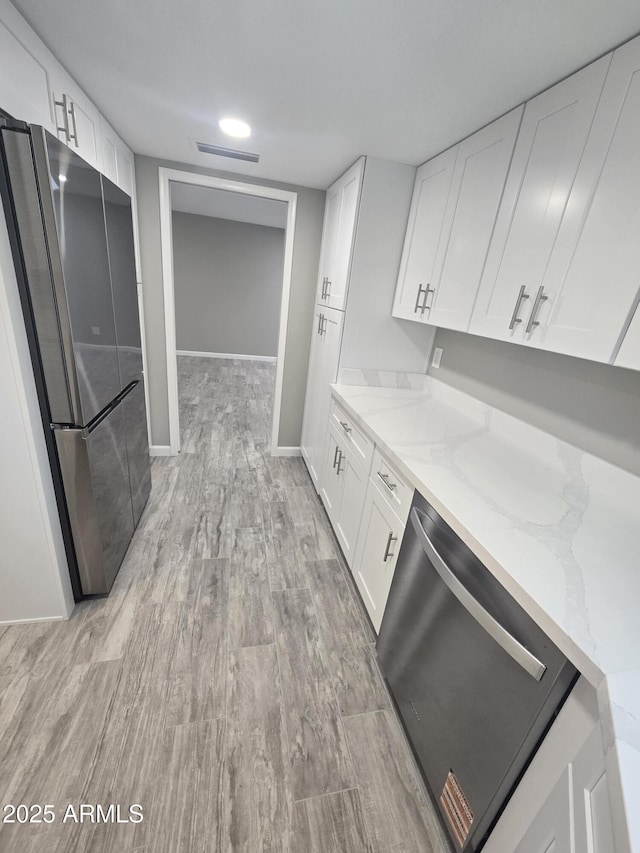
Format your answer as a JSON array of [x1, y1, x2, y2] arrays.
[[485, 678, 614, 853], [0, 14, 55, 131], [0, 0, 136, 197], [50, 73, 102, 171], [302, 157, 431, 492], [300, 305, 344, 489], [528, 36, 640, 362], [468, 57, 610, 343], [351, 450, 409, 632], [392, 147, 457, 322], [320, 422, 368, 567], [615, 301, 640, 370], [393, 108, 522, 331], [320, 400, 373, 566], [316, 158, 364, 311]]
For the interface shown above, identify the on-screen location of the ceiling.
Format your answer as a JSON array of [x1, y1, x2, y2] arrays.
[[12, 0, 640, 189], [171, 182, 287, 229]]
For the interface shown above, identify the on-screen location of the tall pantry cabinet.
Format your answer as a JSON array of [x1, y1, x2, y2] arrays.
[[301, 157, 434, 492]]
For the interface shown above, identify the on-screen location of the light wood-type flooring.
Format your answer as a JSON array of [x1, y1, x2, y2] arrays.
[[0, 356, 450, 853]]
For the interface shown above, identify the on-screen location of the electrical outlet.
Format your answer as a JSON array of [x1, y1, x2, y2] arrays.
[[431, 347, 443, 368]]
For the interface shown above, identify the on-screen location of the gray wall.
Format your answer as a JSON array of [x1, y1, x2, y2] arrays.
[[135, 155, 325, 448], [428, 328, 640, 476], [173, 212, 284, 358]]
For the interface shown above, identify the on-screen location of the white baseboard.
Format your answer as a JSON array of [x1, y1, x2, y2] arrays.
[[271, 446, 302, 457], [0, 614, 65, 626], [149, 445, 174, 457], [177, 350, 277, 363]]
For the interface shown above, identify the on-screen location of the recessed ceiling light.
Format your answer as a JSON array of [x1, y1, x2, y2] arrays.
[[219, 118, 251, 139], [58, 174, 67, 183]]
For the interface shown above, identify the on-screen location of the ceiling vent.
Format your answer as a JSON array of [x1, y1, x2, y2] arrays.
[[196, 141, 260, 162]]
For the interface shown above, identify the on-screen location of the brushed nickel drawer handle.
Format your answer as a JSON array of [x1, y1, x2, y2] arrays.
[[383, 531, 397, 562], [525, 286, 548, 334], [54, 93, 71, 142], [339, 420, 351, 434], [68, 100, 79, 147], [377, 471, 396, 492], [508, 285, 530, 330], [332, 445, 340, 469], [336, 449, 345, 475]]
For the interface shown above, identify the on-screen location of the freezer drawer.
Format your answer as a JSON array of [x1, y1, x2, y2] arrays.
[[55, 403, 134, 595]]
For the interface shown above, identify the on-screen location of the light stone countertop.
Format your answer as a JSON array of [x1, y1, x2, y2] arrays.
[[331, 373, 640, 853]]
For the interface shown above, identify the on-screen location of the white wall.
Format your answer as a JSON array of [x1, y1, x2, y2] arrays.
[[0, 204, 74, 624]]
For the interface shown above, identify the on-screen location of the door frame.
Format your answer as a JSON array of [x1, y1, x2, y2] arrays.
[[158, 167, 297, 456]]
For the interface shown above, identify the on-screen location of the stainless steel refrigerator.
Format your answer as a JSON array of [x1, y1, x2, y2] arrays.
[[0, 113, 151, 597]]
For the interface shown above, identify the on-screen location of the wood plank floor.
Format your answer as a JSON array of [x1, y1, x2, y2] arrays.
[[0, 356, 451, 853]]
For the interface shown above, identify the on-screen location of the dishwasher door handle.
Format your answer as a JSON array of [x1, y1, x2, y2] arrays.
[[410, 508, 547, 682]]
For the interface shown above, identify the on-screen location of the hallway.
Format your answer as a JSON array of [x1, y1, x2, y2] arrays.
[[0, 356, 447, 852]]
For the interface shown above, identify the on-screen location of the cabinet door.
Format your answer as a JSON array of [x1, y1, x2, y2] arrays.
[[392, 146, 458, 323], [427, 107, 523, 331], [572, 727, 614, 853], [301, 306, 343, 493], [615, 300, 640, 370], [301, 307, 326, 489], [469, 56, 611, 342], [352, 480, 404, 632], [316, 182, 341, 304], [50, 69, 102, 170], [327, 158, 364, 311], [320, 425, 344, 524], [531, 38, 640, 362], [514, 766, 573, 853], [0, 17, 55, 130], [335, 449, 367, 567]]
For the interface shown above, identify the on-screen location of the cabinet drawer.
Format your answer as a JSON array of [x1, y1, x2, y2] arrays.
[[371, 447, 411, 523], [329, 398, 374, 472]]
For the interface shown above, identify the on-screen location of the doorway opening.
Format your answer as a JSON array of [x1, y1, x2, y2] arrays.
[[158, 168, 297, 456]]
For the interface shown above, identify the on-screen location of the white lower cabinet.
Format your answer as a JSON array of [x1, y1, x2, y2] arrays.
[[320, 422, 368, 567], [300, 305, 344, 492], [485, 678, 614, 853], [351, 475, 406, 633]]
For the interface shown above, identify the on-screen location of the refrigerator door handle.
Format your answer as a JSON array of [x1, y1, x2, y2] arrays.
[[410, 508, 547, 681]]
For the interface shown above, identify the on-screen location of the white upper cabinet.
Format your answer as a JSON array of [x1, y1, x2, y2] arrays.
[[427, 107, 523, 330], [469, 56, 611, 342], [316, 157, 364, 311], [532, 37, 640, 362], [315, 182, 341, 303], [0, 14, 55, 131], [392, 146, 457, 322], [50, 67, 103, 172]]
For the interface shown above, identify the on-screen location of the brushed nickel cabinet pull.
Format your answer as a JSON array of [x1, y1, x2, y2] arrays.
[[54, 94, 71, 142], [336, 450, 345, 475], [339, 421, 351, 434], [383, 531, 397, 562], [509, 285, 530, 330], [414, 283, 427, 314], [421, 284, 435, 316], [377, 471, 397, 492], [333, 445, 340, 469], [68, 100, 79, 147], [525, 286, 548, 334]]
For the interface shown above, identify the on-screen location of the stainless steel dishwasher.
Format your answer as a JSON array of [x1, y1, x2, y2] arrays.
[[376, 490, 578, 852]]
